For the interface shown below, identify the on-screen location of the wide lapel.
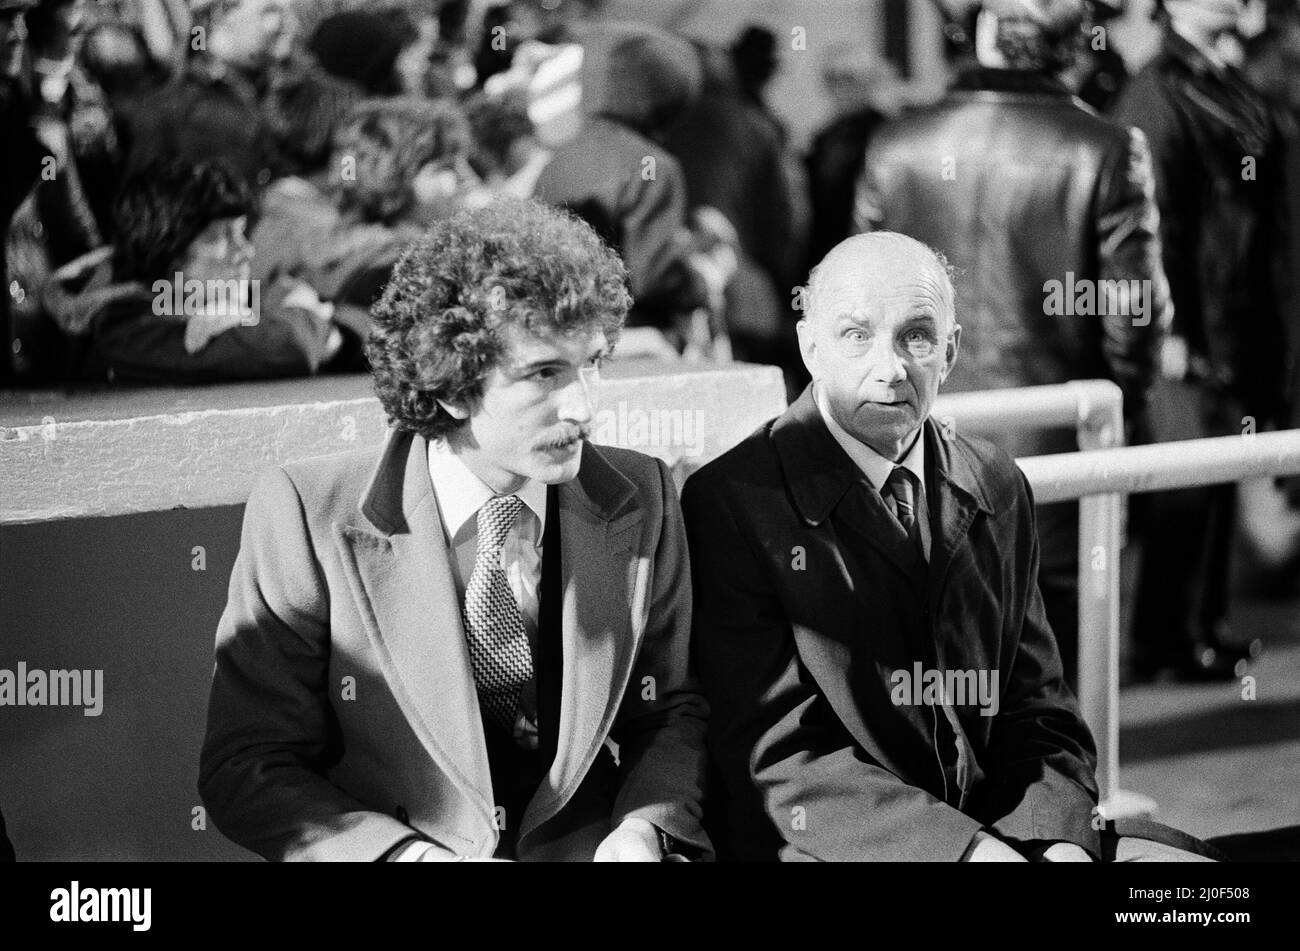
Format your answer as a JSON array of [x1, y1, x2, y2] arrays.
[[837, 477, 927, 597], [773, 386, 926, 597], [519, 441, 641, 841], [923, 419, 994, 623], [922, 421, 997, 803], [333, 429, 495, 829]]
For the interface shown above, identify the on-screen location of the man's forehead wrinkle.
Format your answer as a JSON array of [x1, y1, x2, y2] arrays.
[[807, 233, 957, 332], [815, 278, 947, 317]]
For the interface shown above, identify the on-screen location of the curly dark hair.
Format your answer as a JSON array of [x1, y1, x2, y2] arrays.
[[367, 198, 631, 440], [112, 158, 251, 282]]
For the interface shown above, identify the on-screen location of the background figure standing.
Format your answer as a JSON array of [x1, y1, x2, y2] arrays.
[[856, 0, 1169, 685], [1113, 0, 1291, 680], [804, 46, 898, 273], [661, 36, 797, 378], [666, 26, 809, 297], [1242, 0, 1300, 521], [1060, 0, 1130, 112], [534, 22, 708, 349]]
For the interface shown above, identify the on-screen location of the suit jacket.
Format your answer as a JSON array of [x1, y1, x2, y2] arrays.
[[681, 388, 1100, 862], [199, 429, 710, 861]]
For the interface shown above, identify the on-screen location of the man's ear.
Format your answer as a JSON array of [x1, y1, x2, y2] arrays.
[[437, 398, 471, 421], [940, 324, 961, 384], [795, 317, 818, 377]]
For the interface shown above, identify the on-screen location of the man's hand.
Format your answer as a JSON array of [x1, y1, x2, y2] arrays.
[[963, 831, 1029, 862], [593, 817, 663, 862], [1041, 842, 1094, 862]]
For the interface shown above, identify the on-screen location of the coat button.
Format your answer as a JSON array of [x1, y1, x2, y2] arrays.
[[395, 806, 409, 823]]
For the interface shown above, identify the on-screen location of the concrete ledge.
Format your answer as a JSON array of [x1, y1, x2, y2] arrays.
[[0, 360, 787, 525]]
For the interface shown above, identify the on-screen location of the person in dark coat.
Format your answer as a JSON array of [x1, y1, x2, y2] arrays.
[[658, 42, 793, 372], [804, 47, 896, 271], [664, 31, 807, 296], [1113, 0, 1291, 680], [1243, 0, 1300, 514], [533, 22, 706, 336], [855, 0, 1169, 686], [683, 232, 1215, 862]]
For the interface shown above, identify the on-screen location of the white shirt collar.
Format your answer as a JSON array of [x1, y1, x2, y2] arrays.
[[813, 384, 926, 492], [427, 438, 548, 544]]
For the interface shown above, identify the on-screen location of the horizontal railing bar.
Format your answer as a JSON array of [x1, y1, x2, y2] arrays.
[[934, 380, 1120, 435], [1019, 430, 1300, 504]]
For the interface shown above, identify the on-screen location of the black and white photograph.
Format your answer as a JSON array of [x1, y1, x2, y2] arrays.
[[1, 0, 1297, 929]]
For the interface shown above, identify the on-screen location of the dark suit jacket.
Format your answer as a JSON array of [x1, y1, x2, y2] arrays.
[[681, 388, 1100, 861], [199, 429, 710, 861]]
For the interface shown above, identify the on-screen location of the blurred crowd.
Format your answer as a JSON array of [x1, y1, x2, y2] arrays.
[[1, 0, 1299, 677], [0, 0, 810, 386]]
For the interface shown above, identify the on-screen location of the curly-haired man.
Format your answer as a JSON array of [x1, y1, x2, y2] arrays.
[[200, 199, 711, 861]]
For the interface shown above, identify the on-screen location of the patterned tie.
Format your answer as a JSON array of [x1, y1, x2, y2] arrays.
[[462, 495, 534, 731], [884, 466, 920, 540]]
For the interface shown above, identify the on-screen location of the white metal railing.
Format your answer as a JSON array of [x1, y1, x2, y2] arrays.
[[938, 382, 1300, 818], [1020, 429, 1300, 817], [934, 379, 1125, 454]]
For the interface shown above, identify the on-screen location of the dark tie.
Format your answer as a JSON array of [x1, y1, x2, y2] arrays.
[[884, 466, 924, 559], [462, 495, 534, 732], [884, 466, 917, 530]]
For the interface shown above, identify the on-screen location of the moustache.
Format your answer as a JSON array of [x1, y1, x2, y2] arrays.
[[537, 425, 590, 451]]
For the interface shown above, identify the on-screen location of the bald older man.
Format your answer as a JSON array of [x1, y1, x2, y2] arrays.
[[683, 233, 1215, 862]]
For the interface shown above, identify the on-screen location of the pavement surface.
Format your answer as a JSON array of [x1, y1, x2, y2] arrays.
[[1118, 590, 1300, 854]]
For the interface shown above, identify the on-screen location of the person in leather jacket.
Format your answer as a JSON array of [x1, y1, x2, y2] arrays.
[[855, 0, 1169, 686]]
